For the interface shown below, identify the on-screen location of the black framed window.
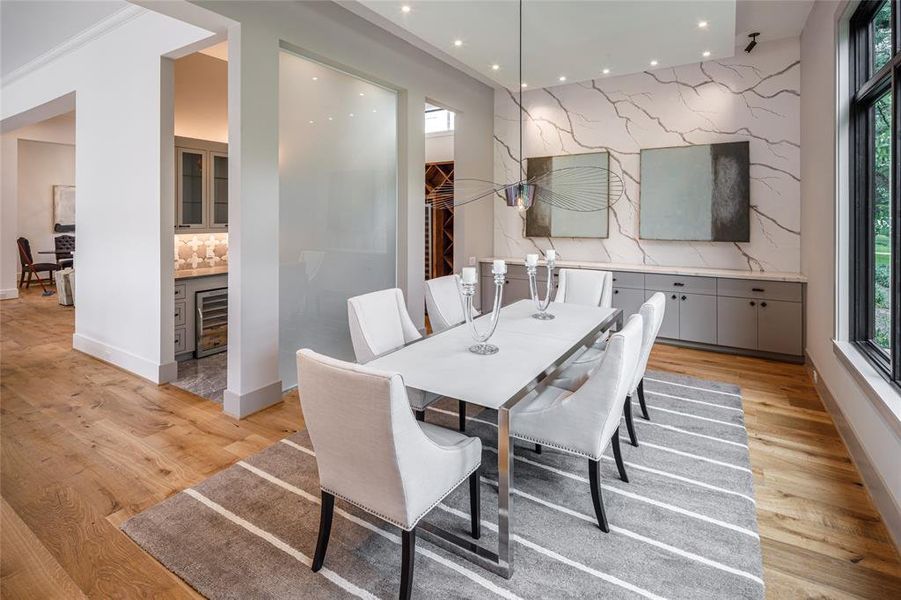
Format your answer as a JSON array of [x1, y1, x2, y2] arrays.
[[850, 0, 900, 380]]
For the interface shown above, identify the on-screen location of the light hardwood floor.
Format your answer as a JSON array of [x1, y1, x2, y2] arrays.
[[2, 288, 899, 599]]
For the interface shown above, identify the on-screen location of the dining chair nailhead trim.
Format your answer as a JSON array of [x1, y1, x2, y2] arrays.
[[510, 433, 601, 462]]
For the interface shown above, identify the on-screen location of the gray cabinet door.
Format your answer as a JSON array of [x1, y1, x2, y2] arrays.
[[679, 293, 717, 344], [613, 287, 645, 318], [649, 291, 680, 339], [717, 296, 758, 350], [758, 300, 803, 356]]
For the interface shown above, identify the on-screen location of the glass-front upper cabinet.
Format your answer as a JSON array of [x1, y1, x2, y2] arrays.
[[211, 152, 228, 228], [176, 148, 207, 229], [175, 138, 228, 232]]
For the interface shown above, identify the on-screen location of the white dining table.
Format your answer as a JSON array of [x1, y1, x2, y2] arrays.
[[368, 299, 622, 578]]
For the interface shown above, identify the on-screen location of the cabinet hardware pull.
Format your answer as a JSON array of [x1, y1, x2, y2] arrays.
[[671, 294, 677, 299], [752, 287, 765, 292], [681, 295, 686, 301], [761, 302, 767, 307], [673, 282, 684, 287], [614, 290, 619, 294], [749, 301, 756, 306]]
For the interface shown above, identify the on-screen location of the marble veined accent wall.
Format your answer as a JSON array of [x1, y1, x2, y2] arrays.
[[494, 38, 800, 272]]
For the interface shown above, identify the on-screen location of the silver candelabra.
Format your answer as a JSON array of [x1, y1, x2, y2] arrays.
[[527, 254, 556, 320], [460, 268, 505, 355]]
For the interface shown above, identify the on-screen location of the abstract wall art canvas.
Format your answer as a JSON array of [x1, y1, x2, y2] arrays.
[[53, 185, 76, 232], [639, 141, 750, 242], [525, 152, 609, 238]]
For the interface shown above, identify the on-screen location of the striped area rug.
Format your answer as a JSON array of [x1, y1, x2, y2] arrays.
[[123, 370, 764, 599]]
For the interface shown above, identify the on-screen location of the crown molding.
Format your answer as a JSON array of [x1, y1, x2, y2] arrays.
[[1, 4, 146, 87]]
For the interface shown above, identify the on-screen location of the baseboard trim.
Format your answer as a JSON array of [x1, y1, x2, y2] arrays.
[[0, 288, 19, 300], [73, 333, 174, 384], [806, 353, 901, 553], [658, 338, 805, 364], [223, 380, 283, 419]]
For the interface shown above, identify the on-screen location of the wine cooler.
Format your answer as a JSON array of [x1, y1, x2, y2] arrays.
[[195, 288, 228, 357]]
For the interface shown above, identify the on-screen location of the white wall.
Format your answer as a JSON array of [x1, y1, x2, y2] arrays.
[[494, 38, 801, 273], [17, 139, 75, 259], [801, 0, 901, 546], [175, 51, 227, 142], [145, 0, 494, 416], [425, 131, 454, 163], [1, 7, 213, 382]]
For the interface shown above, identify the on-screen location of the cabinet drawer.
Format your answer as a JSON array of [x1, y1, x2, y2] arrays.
[[611, 271, 644, 289], [717, 279, 803, 302], [613, 287, 645, 318], [645, 273, 717, 295], [174, 283, 186, 300], [174, 300, 186, 327], [174, 327, 186, 353]]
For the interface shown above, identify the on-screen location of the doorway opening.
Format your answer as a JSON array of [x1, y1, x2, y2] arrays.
[[424, 104, 455, 282]]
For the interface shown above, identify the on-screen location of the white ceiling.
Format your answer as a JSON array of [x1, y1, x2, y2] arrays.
[[0, 0, 130, 78], [353, 0, 813, 90]]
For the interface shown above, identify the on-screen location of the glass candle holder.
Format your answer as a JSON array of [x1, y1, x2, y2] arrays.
[[460, 269, 504, 354], [527, 255, 556, 320]]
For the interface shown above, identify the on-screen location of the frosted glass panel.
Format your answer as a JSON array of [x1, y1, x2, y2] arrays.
[[278, 51, 397, 389]]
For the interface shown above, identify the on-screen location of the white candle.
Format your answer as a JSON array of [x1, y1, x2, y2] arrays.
[[525, 253, 538, 267], [492, 259, 507, 275], [461, 267, 477, 284], [545, 249, 557, 262]]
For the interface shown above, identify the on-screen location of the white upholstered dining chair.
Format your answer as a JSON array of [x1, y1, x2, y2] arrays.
[[347, 288, 440, 420], [551, 292, 667, 448], [554, 268, 613, 308], [297, 349, 482, 600], [510, 315, 642, 532], [424, 274, 478, 334]]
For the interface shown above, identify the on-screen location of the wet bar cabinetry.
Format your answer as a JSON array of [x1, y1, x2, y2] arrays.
[[175, 137, 228, 233], [479, 259, 806, 362], [173, 269, 227, 360]]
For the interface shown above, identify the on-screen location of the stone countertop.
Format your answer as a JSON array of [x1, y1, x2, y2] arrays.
[[174, 266, 229, 280], [479, 257, 807, 283]]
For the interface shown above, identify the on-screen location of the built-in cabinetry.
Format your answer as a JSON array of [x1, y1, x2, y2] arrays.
[[175, 137, 228, 232], [174, 271, 227, 360], [479, 260, 806, 361]]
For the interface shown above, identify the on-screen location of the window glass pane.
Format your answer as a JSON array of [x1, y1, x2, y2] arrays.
[[872, 91, 892, 352], [873, 1, 892, 72], [278, 51, 398, 389], [425, 109, 454, 133]]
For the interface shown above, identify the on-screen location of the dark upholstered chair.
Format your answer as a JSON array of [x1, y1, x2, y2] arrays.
[[54, 235, 75, 269], [17, 237, 59, 289]]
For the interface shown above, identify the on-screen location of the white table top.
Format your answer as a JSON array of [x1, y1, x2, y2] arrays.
[[368, 300, 619, 410]]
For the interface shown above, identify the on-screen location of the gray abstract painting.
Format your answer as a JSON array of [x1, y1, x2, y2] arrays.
[[639, 142, 749, 241], [525, 152, 609, 238]]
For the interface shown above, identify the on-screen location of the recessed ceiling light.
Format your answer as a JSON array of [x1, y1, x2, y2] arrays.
[[312, 76, 318, 81], [698, 20, 708, 28], [491, 64, 500, 71], [602, 68, 610, 75], [650, 60, 658, 66], [328, 116, 333, 121], [521, 82, 528, 88], [558, 76, 567, 82], [454, 39, 463, 47], [401, 5, 411, 13], [309, 120, 314, 124], [349, 113, 354, 117], [372, 109, 377, 113], [359, 92, 365, 96], [702, 50, 711, 58]]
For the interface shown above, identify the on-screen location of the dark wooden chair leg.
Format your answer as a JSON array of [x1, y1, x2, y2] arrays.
[[637, 379, 650, 420], [458, 400, 466, 431], [18, 269, 25, 288], [588, 459, 609, 532], [611, 427, 629, 483], [400, 528, 416, 600], [25, 270, 32, 289], [623, 396, 638, 447], [415, 410, 425, 422], [533, 443, 542, 454], [469, 468, 481, 539], [312, 491, 335, 572]]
